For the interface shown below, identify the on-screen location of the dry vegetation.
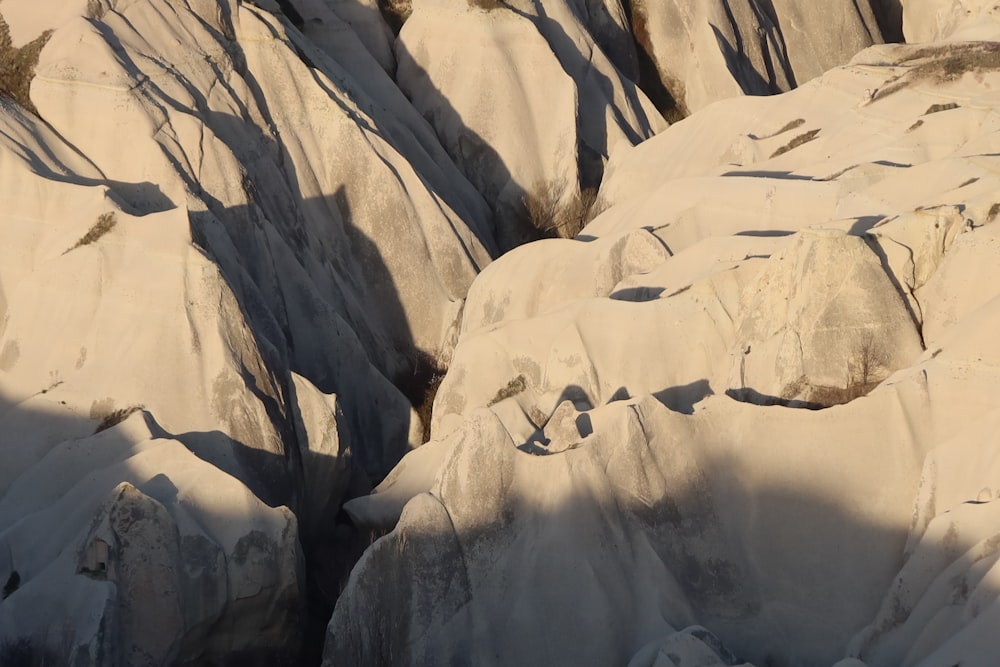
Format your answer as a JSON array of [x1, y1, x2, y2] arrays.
[[469, 0, 504, 10], [809, 331, 890, 407], [770, 129, 820, 158], [376, 0, 411, 34], [523, 180, 601, 239], [85, 0, 107, 20], [0, 633, 59, 667], [94, 405, 144, 434], [876, 42, 1000, 100], [924, 102, 959, 115], [754, 118, 805, 140], [0, 12, 52, 115], [397, 350, 446, 443], [65, 212, 118, 254], [488, 374, 527, 406]]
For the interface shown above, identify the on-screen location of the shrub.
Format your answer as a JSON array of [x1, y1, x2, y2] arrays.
[[85, 0, 106, 20], [924, 102, 959, 115], [988, 202, 1000, 223], [523, 181, 601, 239], [753, 118, 804, 140], [65, 212, 117, 254], [807, 331, 889, 406], [396, 350, 446, 443], [770, 129, 820, 158], [376, 0, 411, 34], [875, 42, 1000, 101], [488, 374, 527, 406], [0, 13, 52, 115], [94, 405, 143, 434], [469, 0, 504, 10]]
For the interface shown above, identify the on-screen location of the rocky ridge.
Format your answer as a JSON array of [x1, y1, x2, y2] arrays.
[[2, 1, 999, 667]]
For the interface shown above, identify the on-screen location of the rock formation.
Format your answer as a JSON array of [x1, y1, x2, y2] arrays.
[[629, 0, 885, 114], [331, 15, 1000, 667], [2, 0, 1000, 666]]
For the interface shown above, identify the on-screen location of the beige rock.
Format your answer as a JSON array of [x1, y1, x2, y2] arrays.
[[330, 33, 1000, 667], [0, 414, 302, 663], [396, 0, 663, 248], [902, 0, 1000, 41], [634, 0, 882, 114], [729, 229, 924, 404]]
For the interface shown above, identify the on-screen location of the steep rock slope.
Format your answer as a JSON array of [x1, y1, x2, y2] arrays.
[[330, 29, 1000, 667], [631, 0, 885, 114], [1, 0, 996, 665], [0, 0, 494, 661], [396, 0, 665, 248]]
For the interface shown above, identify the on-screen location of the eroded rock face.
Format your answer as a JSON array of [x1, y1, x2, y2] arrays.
[[0, 0, 497, 660], [396, 0, 664, 248], [0, 415, 302, 664], [728, 229, 924, 406], [327, 390, 935, 666], [632, 0, 884, 114], [4, 0, 1000, 665], [902, 0, 1000, 41], [850, 408, 1000, 667], [328, 35, 1000, 667]]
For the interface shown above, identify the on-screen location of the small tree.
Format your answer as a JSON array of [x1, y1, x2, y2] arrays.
[[846, 330, 889, 399]]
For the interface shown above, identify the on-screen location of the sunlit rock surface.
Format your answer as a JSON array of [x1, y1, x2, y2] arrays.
[[2, 0, 1000, 666], [331, 27, 1000, 667]]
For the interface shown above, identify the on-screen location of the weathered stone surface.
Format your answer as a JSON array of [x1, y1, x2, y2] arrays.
[[902, 0, 1000, 41], [728, 229, 924, 405], [327, 32, 1000, 667], [396, 0, 664, 248], [633, 0, 883, 114]]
